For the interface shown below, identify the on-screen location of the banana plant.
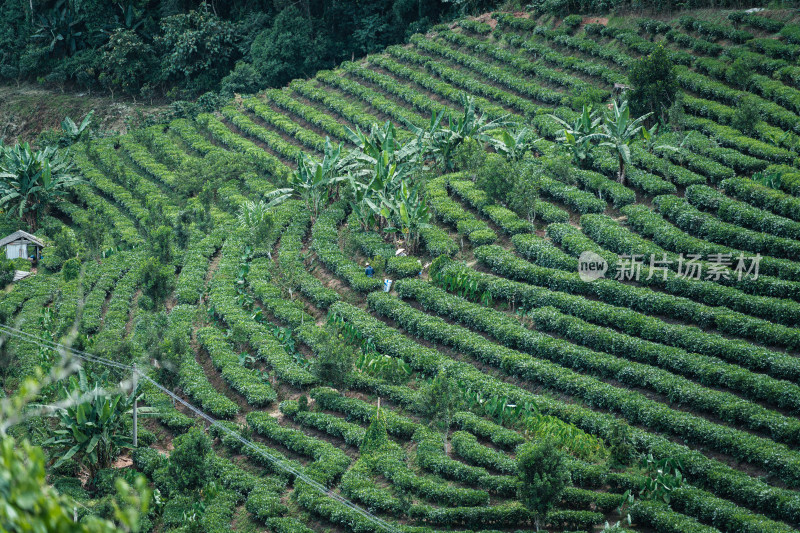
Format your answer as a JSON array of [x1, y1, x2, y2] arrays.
[[60, 110, 94, 146], [653, 130, 694, 165], [638, 455, 684, 503], [32, 0, 86, 57], [348, 182, 377, 231], [753, 170, 783, 189], [347, 143, 414, 232], [640, 122, 659, 153], [456, 381, 540, 425], [0, 143, 81, 231], [525, 413, 606, 461], [549, 105, 604, 169], [405, 110, 446, 168], [409, 94, 514, 171], [596, 99, 652, 185], [446, 94, 515, 143], [356, 350, 412, 383], [238, 353, 256, 369], [43, 369, 156, 485], [237, 188, 292, 228], [489, 126, 539, 161], [237, 188, 292, 245], [384, 181, 431, 255], [288, 139, 346, 221], [344, 121, 420, 177]]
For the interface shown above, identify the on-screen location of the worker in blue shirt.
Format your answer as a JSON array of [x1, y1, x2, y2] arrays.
[[365, 262, 374, 278]]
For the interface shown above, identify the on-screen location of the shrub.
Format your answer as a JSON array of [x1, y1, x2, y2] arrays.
[[562, 15, 583, 33], [139, 257, 176, 310], [41, 227, 80, 273], [99, 29, 157, 98], [311, 327, 356, 389], [517, 437, 570, 525], [311, 204, 382, 293], [475, 153, 514, 203], [628, 45, 678, 121], [220, 61, 262, 97], [451, 430, 518, 474], [720, 177, 800, 221], [333, 294, 800, 525], [731, 95, 762, 136], [149, 225, 175, 264], [451, 136, 487, 172], [197, 326, 277, 406], [0, 259, 14, 287], [61, 257, 80, 281], [360, 404, 390, 455], [279, 209, 340, 308], [168, 427, 211, 493], [609, 421, 636, 467], [246, 486, 287, 521], [780, 24, 800, 44], [726, 58, 753, 90]]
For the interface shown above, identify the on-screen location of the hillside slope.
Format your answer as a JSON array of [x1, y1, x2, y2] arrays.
[[4, 8, 800, 533]]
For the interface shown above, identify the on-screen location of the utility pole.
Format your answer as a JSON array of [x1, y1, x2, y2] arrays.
[[132, 363, 138, 448]]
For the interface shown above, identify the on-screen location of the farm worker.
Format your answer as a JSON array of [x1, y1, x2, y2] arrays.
[[365, 262, 374, 278]]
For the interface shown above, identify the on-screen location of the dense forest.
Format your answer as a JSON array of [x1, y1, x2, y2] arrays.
[[0, 0, 774, 105], [0, 0, 491, 101]]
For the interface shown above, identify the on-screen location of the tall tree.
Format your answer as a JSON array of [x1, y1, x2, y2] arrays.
[[517, 437, 571, 530], [248, 5, 325, 88], [627, 44, 678, 123], [415, 366, 464, 447]]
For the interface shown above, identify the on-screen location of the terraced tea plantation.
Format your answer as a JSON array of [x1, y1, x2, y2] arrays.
[[4, 8, 800, 533]]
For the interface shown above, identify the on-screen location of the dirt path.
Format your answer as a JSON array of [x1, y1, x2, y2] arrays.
[[124, 289, 142, 337], [0, 83, 164, 145]]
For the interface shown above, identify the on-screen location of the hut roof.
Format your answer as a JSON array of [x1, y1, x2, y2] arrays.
[[0, 230, 44, 248]]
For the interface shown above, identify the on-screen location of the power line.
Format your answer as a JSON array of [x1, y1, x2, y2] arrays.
[[0, 324, 133, 371], [141, 374, 399, 532], [0, 324, 401, 533]]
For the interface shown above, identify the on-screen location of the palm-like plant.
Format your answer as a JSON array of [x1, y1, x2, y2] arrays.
[[349, 152, 411, 230], [489, 126, 539, 161], [346, 123, 418, 232], [344, 121, 420, 179], [447, 94, 515, 142], [32, 0, 86, 57], [44, 369, 155, 485], [409, 94, 513, 171], [653, 130, 695, 165], [237, 188, 292, 246], [0, 143, 81, 231], [237, 189, 292, 228], [753, 170, 783, 189], [60, 110, 94, 146], [549, 105, 603, 169], [288, 139, 346, 221], [384, 181, 431, 255], [597, 100, 652, 184]]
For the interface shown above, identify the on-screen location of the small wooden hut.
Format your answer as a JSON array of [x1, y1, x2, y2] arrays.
[[0, 230, 44, 261]]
